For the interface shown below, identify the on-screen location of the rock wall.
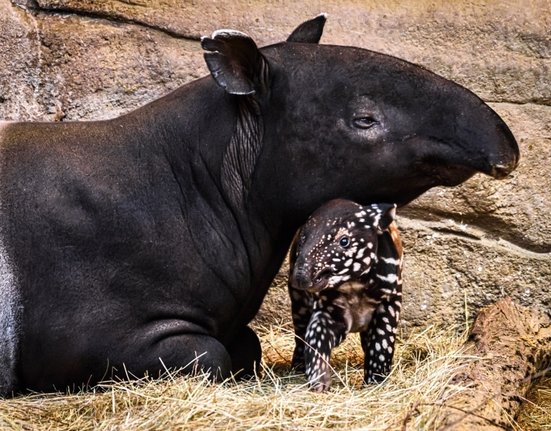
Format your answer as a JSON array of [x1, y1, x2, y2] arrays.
[[1, 0, 549, 327]]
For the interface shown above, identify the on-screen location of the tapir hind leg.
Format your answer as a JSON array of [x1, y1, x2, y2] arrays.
[[120, 334, 233, 382], [361, 225, 403, 384], [361, 295, 401, 384]]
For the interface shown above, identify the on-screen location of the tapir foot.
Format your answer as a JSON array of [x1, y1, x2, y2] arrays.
[[121, 334, 233, 383], [226, 326, 262, 379], [109, 329, 260, 385]]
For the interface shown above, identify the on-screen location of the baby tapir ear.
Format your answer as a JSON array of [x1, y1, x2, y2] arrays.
[[286, 14, 327, 43], [201, 30, 269, 96], [371, 203, 397, 231]]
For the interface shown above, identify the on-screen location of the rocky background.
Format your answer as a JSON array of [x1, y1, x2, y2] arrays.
[[1, 0, 549, 327]]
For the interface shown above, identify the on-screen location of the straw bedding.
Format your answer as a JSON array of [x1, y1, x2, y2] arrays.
[[1, 322, 548, 430]]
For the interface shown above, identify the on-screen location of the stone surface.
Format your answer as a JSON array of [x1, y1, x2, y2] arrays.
[[398, 217, 551, 327], [0, 0, 549, 327], [1, 1, 206, 121]]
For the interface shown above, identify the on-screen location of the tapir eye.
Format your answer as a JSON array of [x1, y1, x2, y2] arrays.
[[339, 236, 350, 248], [352, 116, 379, 129]]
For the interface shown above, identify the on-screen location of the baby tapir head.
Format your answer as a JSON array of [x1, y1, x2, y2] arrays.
[[290, 199, 396, 292]]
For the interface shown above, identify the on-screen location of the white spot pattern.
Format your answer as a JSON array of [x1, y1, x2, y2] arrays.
[[289, 199, 403, 391], [377, 273, 398, 283]]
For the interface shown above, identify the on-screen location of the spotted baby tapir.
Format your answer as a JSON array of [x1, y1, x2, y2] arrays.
[[288, 198, 403, 391]]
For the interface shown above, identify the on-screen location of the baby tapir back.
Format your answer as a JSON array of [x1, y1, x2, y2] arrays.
[[288, 199, 403, 391]]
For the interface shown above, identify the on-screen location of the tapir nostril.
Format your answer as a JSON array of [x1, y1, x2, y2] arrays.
[[488, 145, 520, 179], [490, 161, 518, 179], [313, 268, 333, 284], [312, 268, 333, 291], [487, 120, 520, 179]]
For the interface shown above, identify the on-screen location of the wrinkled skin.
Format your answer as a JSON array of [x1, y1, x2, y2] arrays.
[[0, 15, 518, 395]]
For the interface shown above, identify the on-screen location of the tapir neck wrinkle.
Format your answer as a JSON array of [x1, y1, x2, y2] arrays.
[[221, 97, 264, 209]]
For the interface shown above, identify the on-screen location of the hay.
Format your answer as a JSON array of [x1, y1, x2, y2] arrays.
[[517, 375, 551, 431], [0, 324, 547, 430]]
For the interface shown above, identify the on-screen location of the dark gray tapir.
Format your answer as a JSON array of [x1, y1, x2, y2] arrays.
[[0, 15, 518, 394]]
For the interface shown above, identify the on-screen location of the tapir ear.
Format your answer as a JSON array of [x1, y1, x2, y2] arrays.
[[286, 14, 327, 43], [371, 203, 397, 231], [201, 30, 269, 96]]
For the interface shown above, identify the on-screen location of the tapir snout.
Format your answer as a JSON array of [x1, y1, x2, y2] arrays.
[[437, 83, 519, 182], [482, 116, 520, 179]]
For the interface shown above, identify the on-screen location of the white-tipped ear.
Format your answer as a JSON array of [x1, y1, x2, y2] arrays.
[[369, 203, 396, 231], [286, 14, 327, 44], [201, 30, 269, 96]]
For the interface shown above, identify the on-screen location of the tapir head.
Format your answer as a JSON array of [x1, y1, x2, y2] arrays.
[[290, 199, 396, 292], [201, 15, 519, 220]]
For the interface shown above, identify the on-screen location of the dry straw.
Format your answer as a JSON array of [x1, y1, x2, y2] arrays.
[[0, 323, 547, 430]]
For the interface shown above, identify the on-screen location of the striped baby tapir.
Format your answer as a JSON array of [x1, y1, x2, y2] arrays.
[[288, 198, 403, 391]]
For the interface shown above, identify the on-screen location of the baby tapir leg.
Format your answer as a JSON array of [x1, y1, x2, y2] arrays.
[[289, 286, 315, 370], [361, 295, 401, 383], [362, 227, 403, 384], [304, 299, 348, 392]]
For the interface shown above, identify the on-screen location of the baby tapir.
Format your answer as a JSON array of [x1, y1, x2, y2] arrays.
[[288, 199, 403, 391]]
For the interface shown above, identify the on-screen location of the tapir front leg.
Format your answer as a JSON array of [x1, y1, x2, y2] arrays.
[[362, 226, 403, 384], [289, 286, 315, 370], [110, 330, 260, 385], [121, 333, 234, 383], [304, 304, 348, 392], [361, 294, 401, 384], [226, 326, 262, 378]]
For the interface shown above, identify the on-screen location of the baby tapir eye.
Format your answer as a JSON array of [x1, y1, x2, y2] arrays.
[[352, 116, 379, 130], [339, 236, 350, 248]]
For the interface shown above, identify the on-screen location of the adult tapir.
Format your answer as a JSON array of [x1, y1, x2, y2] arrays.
[[0, 15, 518, 395]]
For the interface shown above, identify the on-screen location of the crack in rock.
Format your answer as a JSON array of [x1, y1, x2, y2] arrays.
[[486, 99, 551, 108], [11, 0, 202, 42], [401, 204, 551, 254], [399, 216, 551, 261]]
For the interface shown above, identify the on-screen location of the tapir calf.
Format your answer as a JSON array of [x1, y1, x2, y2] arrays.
[[0, 15, 518, 395], [288, 199, 403, 391]]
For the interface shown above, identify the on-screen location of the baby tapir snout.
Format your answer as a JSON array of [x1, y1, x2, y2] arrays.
[[290, 266, 334, 292], [290, 268, 313, 290]]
